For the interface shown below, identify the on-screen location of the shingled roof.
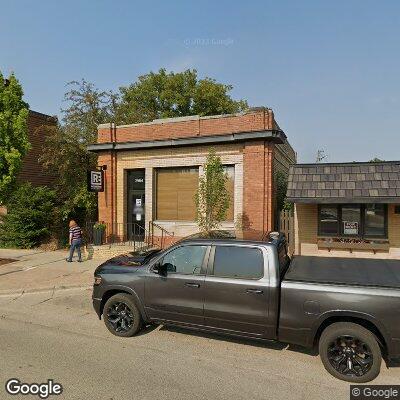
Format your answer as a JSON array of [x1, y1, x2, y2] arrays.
[[286, 161, 400, 203]]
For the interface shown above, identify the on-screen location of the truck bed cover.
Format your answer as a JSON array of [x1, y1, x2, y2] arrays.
[[284, 256, 400, 288]]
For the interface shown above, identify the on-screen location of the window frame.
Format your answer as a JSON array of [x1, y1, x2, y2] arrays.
[[317, 204, 339, 237], [222, 164, 235, 222], [156, 244, 210, 276], [207, 244, 265, 280], [317, 204, 388, 239]]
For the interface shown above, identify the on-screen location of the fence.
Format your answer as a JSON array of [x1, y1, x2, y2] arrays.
[[279, 209, 295, 256], [85, 221, 175, 251]]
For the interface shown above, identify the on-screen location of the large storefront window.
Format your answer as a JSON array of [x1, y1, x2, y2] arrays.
[[318, 204, 387, 238], [341, 205, 361, 235], [156, 167, 199, 221], [364, 204, 386, 237], [319, 205, 338, 235]]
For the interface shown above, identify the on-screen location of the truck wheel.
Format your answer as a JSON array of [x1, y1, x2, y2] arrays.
[[319, 322, 381, 383], [103, 293, 142, 337]]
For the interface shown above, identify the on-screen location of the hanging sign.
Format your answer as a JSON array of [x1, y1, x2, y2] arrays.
[[87, 170, 104, 192]]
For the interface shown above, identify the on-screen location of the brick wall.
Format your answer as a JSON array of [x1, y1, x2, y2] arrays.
[[274, 139, 297, 175], [17, 111, 57, 186], [97, 153, 114, 227], [115, 144, 243, 237], [97, 109, 276, 144], [95, 108, 290, 240], [242, 141, 275, 232], [97, 141, 279, 238]]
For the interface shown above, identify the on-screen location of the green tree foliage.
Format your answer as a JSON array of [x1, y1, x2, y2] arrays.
[[0, 72, 30, 203], [39, 72, 247, 226], [39, 80, 116, 221], [116, 69, 248, 124], [275, 170, 291, 211], [195, 150, 230, 233], [0, 183, 56, 248]]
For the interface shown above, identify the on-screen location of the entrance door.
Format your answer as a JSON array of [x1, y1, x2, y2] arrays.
[[127, 170, 145, 240]]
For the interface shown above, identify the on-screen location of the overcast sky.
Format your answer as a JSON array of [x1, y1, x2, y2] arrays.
[[1, 0, 399, 163]]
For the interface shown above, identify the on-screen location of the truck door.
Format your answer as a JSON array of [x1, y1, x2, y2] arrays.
[[144, 244, 209, 326], [203, 244, 272, 338]]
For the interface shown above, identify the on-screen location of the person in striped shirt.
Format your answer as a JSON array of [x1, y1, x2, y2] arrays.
[[66, 220, 83, 262]]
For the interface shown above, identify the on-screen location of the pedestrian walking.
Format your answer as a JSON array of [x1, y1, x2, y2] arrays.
[[66, 220, 83, 262]]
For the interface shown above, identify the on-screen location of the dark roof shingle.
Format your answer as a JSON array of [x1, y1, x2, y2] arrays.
[[286, 161, 400, 203]]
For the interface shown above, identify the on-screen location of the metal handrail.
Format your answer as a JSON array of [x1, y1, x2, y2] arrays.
[[148, 221, 175, 249], [85, 222, 154, 252], [85, 221, 175, 251]]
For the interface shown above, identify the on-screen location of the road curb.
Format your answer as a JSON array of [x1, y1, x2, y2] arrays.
[[0, 284, 92, 297]]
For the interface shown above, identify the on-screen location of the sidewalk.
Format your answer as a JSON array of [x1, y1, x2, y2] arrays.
[[0, 248, 109, 295]]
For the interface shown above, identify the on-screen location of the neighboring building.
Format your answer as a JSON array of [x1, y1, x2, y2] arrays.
[[18, 110, 57, 186], [287, 161, 400, 259], [0, 110, 57, 217], [88, 107, 296, 243]]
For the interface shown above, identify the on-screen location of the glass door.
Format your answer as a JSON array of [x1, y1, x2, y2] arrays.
[[127, 170, 145, 241]]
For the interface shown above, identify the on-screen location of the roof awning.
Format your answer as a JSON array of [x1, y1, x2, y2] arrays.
[[286, 161, 400, 204]]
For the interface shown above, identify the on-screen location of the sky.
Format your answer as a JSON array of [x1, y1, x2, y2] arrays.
[[1, 0, 399, 163]]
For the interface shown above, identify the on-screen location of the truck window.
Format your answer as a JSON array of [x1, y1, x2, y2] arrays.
[[212, 246, 264, 279], [161, 245, 207, 275]]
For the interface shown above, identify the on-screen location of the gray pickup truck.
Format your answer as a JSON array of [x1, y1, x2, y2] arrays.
[[92, 231, 400, 383]]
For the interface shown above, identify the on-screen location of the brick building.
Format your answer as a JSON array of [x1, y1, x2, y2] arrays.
[[287, 161, 400, 259], [0, 110, 57, 216], [88, 107, 296, 243], [18, 111, 57, 186]]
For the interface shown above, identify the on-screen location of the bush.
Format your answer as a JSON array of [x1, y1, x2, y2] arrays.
[[0, 183, 56, 248]]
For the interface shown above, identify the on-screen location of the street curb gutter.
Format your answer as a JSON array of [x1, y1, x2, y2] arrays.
[[0, 284, 92, 297]]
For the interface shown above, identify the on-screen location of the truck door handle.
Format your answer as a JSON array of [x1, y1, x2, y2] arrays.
[[246, 288, 263, 294], [185, 282, 200, 288]]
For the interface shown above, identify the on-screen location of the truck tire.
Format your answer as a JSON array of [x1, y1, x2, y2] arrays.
[[103, 293, 142, 337], [319, 322, 381, 383]]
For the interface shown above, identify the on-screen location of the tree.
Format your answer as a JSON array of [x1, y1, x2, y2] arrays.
[[38, 80, 116, 222], [0, 72, 30, 203], [195, 150, 230, 233], [0, 183, 56, 248], [275, 170, 292, 211], [39, 71, 248, 227], [116, 69, 248, 124]]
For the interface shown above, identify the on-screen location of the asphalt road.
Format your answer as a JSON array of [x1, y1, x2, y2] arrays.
[[0, 288, 399, 400]]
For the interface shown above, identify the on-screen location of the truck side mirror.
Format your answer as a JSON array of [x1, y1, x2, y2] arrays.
[[153, 262, 167, 276]]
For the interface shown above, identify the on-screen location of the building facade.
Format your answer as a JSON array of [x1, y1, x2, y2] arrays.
[[88, 108, 296, 243], [18, 110, 57, 186], [0, 110, 57, 217], [287, 161, 400, 259]]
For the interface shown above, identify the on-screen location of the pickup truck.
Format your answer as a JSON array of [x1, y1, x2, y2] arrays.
[[92, 231, 400, 383]]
